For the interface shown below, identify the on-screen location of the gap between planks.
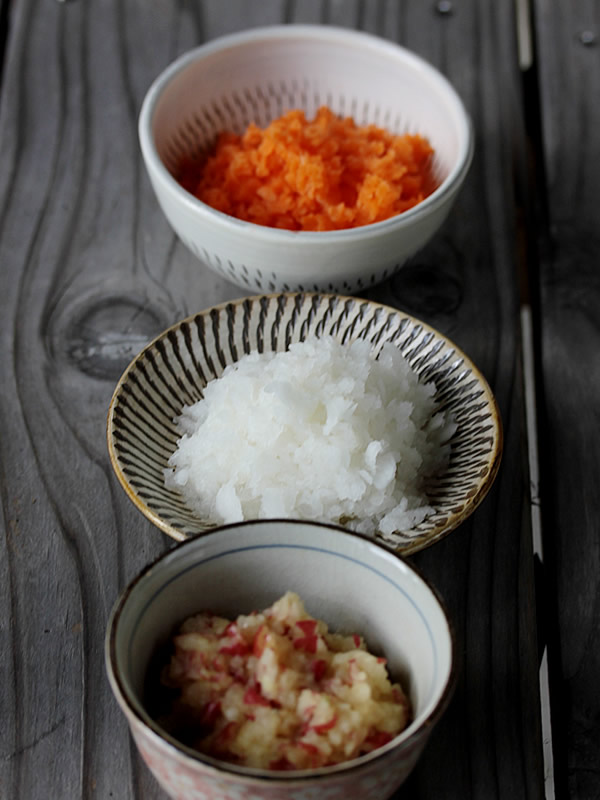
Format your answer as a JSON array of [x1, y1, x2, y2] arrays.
[[515, 0, 555, 798]]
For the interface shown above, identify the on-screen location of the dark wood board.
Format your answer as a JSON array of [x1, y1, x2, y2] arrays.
[[0, 1, 544, 798], [532, 0, 600, 797]]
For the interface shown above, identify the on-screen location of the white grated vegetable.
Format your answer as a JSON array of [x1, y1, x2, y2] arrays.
[[165, 337, 455, 535]]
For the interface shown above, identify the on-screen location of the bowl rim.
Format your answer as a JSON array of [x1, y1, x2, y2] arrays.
[[105, 519, 457, 785], [138, 24, 475, 242], [106, 291, 504, 554]]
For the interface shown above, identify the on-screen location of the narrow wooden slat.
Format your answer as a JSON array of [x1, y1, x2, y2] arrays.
[[531, 0, 600, 796]]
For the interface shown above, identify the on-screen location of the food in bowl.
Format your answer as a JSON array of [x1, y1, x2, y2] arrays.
[[153, 591, 411, 770], [106, 520, 456, 799], [164, 336, 456, 535], [176, 106, 436, 231], [107, 294, 502, 551], [138, 25, 474, 292]]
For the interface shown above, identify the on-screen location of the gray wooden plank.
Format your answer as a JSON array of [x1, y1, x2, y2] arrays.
[[0, 1, 543, 798], [531, 0, 600, 796]]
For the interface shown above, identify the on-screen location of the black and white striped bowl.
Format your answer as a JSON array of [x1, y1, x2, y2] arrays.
[[138, 25, 473, 294], [107, 293, 502, 555]]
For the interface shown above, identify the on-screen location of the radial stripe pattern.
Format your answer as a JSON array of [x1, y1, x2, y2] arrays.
[[107, 293, 502, 554]]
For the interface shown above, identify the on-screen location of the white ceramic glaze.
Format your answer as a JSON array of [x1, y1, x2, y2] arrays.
[[106, 520, 455, 800], [138, 25, 474, 293]]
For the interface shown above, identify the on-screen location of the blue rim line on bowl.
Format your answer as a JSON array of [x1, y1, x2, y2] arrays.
[[127, 542, 440, 691]]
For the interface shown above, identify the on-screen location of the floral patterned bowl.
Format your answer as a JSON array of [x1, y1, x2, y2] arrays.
[[105, 520, 455, 800]]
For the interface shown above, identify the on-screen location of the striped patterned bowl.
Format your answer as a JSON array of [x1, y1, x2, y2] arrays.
[[107, 293, 502, 554]]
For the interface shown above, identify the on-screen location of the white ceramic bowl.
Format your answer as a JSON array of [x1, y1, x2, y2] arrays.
[[138, 25, 474, 293], [105, 520, 455, 800]]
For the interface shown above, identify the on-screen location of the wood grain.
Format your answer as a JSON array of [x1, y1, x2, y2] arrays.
[[0, 1, 545, 798], [532, 1, 600, 796]]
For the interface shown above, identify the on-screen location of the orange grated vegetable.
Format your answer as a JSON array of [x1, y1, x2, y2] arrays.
[[177, 107, 437, 231]]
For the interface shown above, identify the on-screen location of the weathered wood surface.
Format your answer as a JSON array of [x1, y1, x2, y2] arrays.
[[0, 1, 553, 798], [532, 1, 600, 797]]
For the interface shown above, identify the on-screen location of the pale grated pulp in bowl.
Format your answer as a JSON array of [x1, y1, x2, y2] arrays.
[[155, 591, 410, 770], [165, 337, 455, 535]]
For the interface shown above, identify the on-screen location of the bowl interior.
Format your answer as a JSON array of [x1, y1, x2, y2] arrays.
[[108, 520, 453, 771], [150, 26, 469, 189], [107, 293, 502, 554]]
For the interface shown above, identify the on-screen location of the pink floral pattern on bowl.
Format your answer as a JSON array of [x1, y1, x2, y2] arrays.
[[105, 520, 455, 800], [131, 716, 422, 800]]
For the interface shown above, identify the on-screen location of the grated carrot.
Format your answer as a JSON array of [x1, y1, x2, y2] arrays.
[[177, 107, 437, 231]]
